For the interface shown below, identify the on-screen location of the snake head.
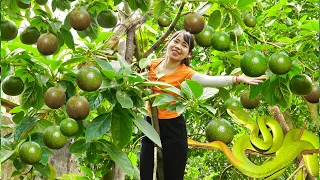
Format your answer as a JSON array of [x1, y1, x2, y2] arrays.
[[226, 106, 253, 125]]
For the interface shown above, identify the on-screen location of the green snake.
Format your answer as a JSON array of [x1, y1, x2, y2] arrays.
[[188, 106, 319, 179]]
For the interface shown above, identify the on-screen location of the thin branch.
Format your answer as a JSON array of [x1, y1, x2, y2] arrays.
[[142, 1, 186, 58], [1, 98, 19, 112], [95, 53, 118, 60], [268, 106, 290, 133], [245, 149, 275, 157], [244, 30, 282, 48], [301, 149, 319, 155], [286, 164, 305, 180], [219, 164, 234, 180]]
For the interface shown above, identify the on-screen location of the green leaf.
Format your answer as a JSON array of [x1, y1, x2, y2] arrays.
[[39, 147, 53, 164], [62, 12, 71, 30], [33, 82, 44, 109], [80, 166, 94, 178], [33, 119, 53, 133], [98, 140, 134, 177], [208, 10, 221, 29], [9, 43, 40, 56], [69, 139, 90, 153], [128, 74, 144, 84], [128, 89, 144, 107], [152, 0, 166, 20], [101, 70, 117, 79], [86, 113, 111, 142], [158, 102, 170, 110], [61, 57, 88, 66], [136, 81, 173, 87], [249, 83, 263, 99], [185, 79, 203, 99], [221, 12, 231, 28], [180, 81, 193, 99], [14, 117, 37, 141], [52, 0, 70, 11], [12, 111, 25, 124], [198, 87, 219, 101], [95, 58, 114, 70], [152, 94, 180, 107], [1, 140, 25, 163], [76, 177, 90, 180], [34, 8, 51, 19], [218, 87, 231, 101], [77, 30, 87, 39], [197, 2, 213, 15], [137, 0, 151, 12], [34, 163, 50, 178], [176, 104, 187, 114], [274, 76, 292, 112], [280, 0, 287, 6], [113, 0, 121, 5], [230, 9, 247, 29], [87, 92, 103, 110], [49, 20, 63, 34], [95, 32, 113, 44], [59, 80, 76, 99], [167, 103, 179, 112], [163, 86, 185, 98], [84, 17, 99, 40], [111, 109, 133, 149], [237, 0, 255, 7], [203, 105, 217, 114], [87, 1, 108, 14], [116, 90, 133, 108], [56, 31, 65, 49], [262, 78, 277, 106], [35, 73, 50, 85], [127, 0, 139, 11], [60, 28, 75, 50], [139, 58, 151, 69], [133, 116, 161, 147]]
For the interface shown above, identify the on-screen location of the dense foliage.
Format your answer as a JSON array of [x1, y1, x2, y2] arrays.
[[1, 0, 318, 179]]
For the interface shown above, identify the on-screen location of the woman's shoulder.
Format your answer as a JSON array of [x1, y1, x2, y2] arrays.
[[180, 64, 197, 79], [149, 58, 163, 68]]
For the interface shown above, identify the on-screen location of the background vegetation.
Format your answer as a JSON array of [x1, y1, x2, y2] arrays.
[[1, 0, 318, 179]]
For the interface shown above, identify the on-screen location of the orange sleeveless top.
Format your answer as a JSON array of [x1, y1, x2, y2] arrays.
[[147, 58, 196, 119]]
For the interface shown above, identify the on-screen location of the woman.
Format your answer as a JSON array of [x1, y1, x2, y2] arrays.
[[140, 30, 266, 180]]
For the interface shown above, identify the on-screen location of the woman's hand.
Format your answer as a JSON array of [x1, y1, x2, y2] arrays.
[[238, 74, 267, 85]]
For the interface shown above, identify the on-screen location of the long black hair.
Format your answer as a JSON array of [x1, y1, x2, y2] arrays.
[[166, 30, 195, 66]]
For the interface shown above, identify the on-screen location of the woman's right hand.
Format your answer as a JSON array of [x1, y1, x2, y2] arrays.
[[238, 74, 267, 85]]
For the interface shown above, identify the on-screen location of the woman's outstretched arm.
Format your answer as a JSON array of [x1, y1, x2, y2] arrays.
[[191, 73, 267, 87]]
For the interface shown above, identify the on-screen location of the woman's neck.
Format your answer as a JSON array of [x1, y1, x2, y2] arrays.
[[163, 56, 181, 70]]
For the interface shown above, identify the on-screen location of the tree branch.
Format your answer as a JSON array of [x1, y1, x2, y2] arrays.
[[268, 106, 290, 133], [142, 2, 186, 58], [125, 25, 137, 64], [102, 14, 139, 49], [102, 10, 151, 51], [1, 98, 18, 112], [148, 94, 165, 180], [244, 30, 282, 48]]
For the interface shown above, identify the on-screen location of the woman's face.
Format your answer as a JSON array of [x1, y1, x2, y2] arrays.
[[166, 34, 190, 62]]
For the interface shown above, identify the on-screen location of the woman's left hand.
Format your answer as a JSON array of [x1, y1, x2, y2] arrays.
[[238, 74, 268, 85]]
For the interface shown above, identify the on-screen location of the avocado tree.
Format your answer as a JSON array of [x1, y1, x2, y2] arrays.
[[1, 0, 319, 179]]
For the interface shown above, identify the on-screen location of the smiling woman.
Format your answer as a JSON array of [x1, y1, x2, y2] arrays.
[[140, 30, 267, 180]]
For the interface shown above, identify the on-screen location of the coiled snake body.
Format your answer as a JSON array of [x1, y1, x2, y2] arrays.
[[188, 107, 319, 179]]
